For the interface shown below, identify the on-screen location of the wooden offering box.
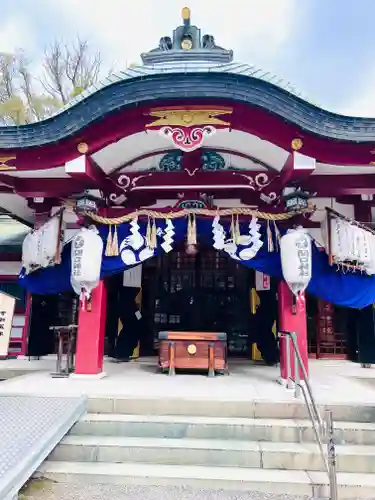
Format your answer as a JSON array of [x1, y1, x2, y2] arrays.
[[158, 331, 228, 376]]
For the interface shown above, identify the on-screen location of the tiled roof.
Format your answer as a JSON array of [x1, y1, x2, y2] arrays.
[[53, 60, 317, 117], [0, 60, 374, 148], [0, 216, 30, 251]]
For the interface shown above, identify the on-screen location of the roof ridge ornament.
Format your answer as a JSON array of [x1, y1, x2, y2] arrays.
[[141, 7, 233, 64], [182, 6, 191, 26]]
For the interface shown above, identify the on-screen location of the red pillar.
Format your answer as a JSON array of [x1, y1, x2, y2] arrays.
[[74, 280, 107, 377], [278, 280, 308, 381]]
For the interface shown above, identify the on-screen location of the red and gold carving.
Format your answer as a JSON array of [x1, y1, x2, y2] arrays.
[[146, 107, 232, 128], [159, 125, 216, 152], [0, 156, 16, 171], [146, 107, 232, 152]]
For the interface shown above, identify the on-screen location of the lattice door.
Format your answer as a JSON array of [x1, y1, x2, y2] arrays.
[[143, 248, 251, 355]]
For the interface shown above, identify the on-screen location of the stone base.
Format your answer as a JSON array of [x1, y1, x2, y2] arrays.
[[70, 372, 107, 380], [277, 377, 307, 393], [16, 355, 42, 361]]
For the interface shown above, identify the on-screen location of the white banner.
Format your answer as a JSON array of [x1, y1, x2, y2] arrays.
[[0, 291, 16, 357]]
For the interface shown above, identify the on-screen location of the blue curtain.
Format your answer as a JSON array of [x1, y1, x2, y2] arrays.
[[19, 218, 375, 308]]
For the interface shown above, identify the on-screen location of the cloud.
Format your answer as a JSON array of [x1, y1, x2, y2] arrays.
[[0, 16, 37, 55], [43, 0, 299, 70], [338, 68, 375, 117]]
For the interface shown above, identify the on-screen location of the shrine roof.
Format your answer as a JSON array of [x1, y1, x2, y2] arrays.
[[37, 60, 313, 119], [1, 6, 375, 153], [1, 66, 375, 151]]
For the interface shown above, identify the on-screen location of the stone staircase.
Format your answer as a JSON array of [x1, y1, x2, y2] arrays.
[[38, 397, 375, 498]]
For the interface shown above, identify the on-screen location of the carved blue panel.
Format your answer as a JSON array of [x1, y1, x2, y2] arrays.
[[158, 151, 183, 172], [202, 151, 226, 171]]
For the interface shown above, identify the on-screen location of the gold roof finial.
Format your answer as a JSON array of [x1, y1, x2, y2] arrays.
[[182, 7, 191, 23]]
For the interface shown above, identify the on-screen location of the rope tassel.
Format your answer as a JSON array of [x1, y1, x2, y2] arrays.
[[111, 225, 119, 256], [146, 217, 152, 248], [234, 214, 241, 245], [105, 225, 113, 256], [230, 215, 236, 243], [267, 220, 274, 252], [273, 221, 281, 251], [150, 218, 157, 249], [187, 213, 197, 245]]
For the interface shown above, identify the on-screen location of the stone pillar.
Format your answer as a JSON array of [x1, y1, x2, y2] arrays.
[[74, 280, 107, 378], [278, 280, 308, 381]]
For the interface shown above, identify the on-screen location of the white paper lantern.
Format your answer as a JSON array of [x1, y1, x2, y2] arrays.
[[21, 215, 64, 273], [22, 231, 39, 274], [39, 216, 63, 268], [280, 227, 312, 296], [71, 226, 103, 298], [365, 233, 375, 274]]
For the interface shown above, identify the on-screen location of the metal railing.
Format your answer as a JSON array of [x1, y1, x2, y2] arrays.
[[280, 331, 338, 500]]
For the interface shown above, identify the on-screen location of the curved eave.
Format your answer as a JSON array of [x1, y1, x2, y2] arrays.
[[1, 71, 375, 150]]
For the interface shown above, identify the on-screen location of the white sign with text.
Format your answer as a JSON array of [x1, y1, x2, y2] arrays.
[[0, 291, 16, 357]]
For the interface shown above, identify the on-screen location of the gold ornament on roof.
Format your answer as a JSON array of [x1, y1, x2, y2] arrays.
[[146, 107, 233, 128], [291, 138, 303, 151], [182, 7, 191, 20], [77, 142, 89, 154], [181, 38, 193, 50]]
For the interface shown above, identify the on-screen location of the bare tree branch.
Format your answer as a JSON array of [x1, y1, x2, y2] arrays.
[[0, 37, 107, 124], [0, 53, 16, 101], [42, 41, 68, 103]]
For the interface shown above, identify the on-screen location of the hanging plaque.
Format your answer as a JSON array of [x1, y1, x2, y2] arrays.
[[255, 271, 270, 291], [0, 291, 16, 357], [123, 265, 142, 288]]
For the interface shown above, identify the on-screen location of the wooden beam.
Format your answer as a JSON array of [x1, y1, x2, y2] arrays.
[[303, 174, 375, 196], [0, 206, 33, 228], [65, 155, 123, 196], [260, 152, 316, 204], [114, 170, 277, 193]]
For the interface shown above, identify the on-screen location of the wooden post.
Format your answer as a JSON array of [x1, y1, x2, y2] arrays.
[[208, 342, 215, 377], [168, 341, 176, 376]]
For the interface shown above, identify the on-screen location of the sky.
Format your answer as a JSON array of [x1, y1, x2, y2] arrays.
[[1, 0, 375, 116]]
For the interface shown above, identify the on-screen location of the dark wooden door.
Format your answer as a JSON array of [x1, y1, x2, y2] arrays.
[[142, 249, 252, 356]]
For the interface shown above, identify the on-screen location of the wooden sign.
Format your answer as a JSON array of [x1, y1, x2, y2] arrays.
[[0, 291, 16, 357]]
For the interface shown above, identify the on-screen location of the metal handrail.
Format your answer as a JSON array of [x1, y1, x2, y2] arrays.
[[280, 331, 338, 500]]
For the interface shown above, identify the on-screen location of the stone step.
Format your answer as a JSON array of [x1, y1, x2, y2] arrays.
[[71, 413, 375, 446], [49, 435, 375, 473], [37, 460, 375, 499], [87, 396, 375, 422]]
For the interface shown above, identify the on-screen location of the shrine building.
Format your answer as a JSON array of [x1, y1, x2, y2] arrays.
[[2, 8, 375, 378]]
